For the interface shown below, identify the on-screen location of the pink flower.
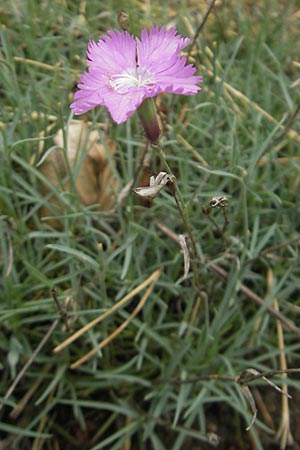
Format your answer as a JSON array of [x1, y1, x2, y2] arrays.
[[70, 26, 202, 125]]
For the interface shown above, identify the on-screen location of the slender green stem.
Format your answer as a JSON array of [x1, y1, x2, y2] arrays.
[[154, 142, 204, 293]]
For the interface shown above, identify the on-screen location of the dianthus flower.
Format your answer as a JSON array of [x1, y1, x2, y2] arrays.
[[71, 26, 202, 142]]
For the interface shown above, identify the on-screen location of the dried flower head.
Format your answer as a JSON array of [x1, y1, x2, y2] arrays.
[[133, 172, 175, 200], [71, 26, 202, 127], [209, 196, 229, 208]]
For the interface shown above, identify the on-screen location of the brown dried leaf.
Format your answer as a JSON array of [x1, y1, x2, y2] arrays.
[[39, 121, 118, 227]]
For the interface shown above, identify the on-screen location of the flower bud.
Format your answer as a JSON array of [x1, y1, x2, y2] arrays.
[[137, 98, 161, 144]]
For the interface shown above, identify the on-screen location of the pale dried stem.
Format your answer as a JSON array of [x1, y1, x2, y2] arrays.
[[186, 296, 202, 338], [13, 56, 77, 74], [53, 268, 162, 354], [210, 263, 300, 336], [193, 36, 300, 145], [154, 221, 300, 336], [71, 268, 162, 368], [203, 67, 300, 144], [252, 388, 275, 429], [32, 391, 55, 450], [9, 363, 53, 420], [268, 269, 294, 449], [176, 135, 208, 166]]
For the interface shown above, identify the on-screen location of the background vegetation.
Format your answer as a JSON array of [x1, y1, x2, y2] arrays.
[[1, 1, 300, 449]]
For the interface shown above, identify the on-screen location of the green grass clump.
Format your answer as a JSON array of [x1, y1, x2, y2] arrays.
[[1, 1, 300, 449]]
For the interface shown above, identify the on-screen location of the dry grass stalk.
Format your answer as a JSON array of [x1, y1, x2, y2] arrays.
[[53, 268, 162, 357], [267, 269, 294, 449]]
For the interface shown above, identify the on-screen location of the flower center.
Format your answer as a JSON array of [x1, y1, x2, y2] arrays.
[[108, 67, 156, 94]]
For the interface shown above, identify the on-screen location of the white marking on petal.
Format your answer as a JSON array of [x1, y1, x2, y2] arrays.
[[108, 67, 156, 93]]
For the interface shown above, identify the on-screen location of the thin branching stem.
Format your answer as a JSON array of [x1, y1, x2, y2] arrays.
[[155, 143, 204, 294]]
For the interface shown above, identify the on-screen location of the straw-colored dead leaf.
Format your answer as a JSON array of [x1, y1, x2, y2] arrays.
[[178, 234, 190, 279], [39, 121, 118, 227]]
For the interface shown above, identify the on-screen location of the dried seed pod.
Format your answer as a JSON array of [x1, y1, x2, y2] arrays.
[[118, 11, 129, 30]]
